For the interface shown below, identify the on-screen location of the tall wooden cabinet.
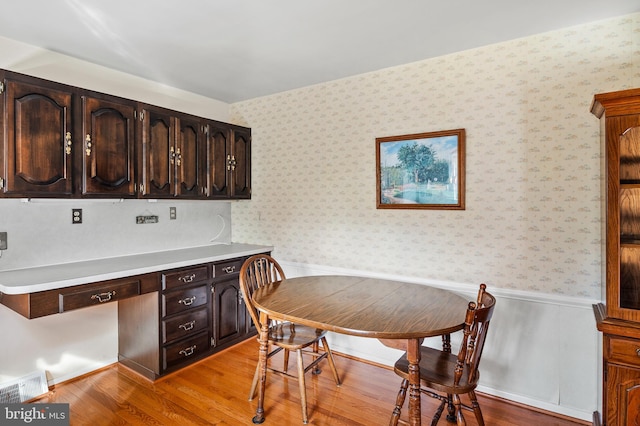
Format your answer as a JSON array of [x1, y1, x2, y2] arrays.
[[592, 88, 640, 426]]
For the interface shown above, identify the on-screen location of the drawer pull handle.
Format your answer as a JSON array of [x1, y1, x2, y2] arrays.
[[179, 320, 196, 331], [179, 273, 196, 283], [91, 291, 116, 303], [222, 266, 236, 274], [636, 348, 640, 357], [179, 345, 196, 357], [178, 296, 196, 306]]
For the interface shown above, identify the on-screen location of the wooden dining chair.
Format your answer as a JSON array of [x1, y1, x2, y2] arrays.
[[239, 254, 341, 424], [389, 284, 496, 426]]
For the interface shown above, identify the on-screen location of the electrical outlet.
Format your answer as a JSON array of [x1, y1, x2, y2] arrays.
[[170, 207, 177, 220], [72, 208, 82, 224], [0, 232, 7, 250]]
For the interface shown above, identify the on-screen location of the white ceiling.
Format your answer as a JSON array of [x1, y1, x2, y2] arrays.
[[1, 0, 638, 103]]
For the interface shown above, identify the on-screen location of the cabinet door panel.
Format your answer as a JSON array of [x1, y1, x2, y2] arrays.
[[4, 80, 73, 195], [176, 117, 205, 198], [622, 380, 640, 426], [607, 364, 640, 426], [142, 109, 173, 197], [208, 123, 230, 198], [213, 280, 245, 346], [231, 128, 251, 198], [82, 96, 136, 196]]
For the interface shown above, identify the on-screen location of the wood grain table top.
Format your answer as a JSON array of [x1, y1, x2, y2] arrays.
[[253, 275, 468, 339]]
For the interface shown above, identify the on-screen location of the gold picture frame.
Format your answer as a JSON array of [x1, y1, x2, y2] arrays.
[[376, 129, 465, 210]]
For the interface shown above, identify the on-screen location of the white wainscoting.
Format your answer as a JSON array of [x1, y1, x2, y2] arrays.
[[280, 260, 601, 422]]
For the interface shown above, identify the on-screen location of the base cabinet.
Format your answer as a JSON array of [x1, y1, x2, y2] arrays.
[[606, 364, 640, 426], [118, 255, 258, 380]]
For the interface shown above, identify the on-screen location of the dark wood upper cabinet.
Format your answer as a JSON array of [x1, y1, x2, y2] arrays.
[[1, 74, 73, 196], [81, 95, 136, 197], [175, 115, 206, 198], [0, 69, 250, 200], [207, 122, 230, 198], [141, 108, 207, 198], [140, 107, 174, 198], [206, 121, 251, 199], [231, 127, 251, 199]]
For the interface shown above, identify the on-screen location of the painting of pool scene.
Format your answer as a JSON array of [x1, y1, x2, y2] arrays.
[[376, 129, 465, 210]]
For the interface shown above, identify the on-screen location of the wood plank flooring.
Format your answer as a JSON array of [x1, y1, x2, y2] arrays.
[[34, 338, 589, 425]]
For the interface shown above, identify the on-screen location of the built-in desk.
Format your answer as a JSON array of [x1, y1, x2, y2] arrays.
[[0, 243, 272, 379]]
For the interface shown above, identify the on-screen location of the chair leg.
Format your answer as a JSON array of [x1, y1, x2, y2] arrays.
[[283, 349, 290, 373], [469, 390, 484, 426], [431, 400, 446, 426], [312, 341, 321, 374], [249, 362, 260, 400], [446, 393, 456, 422], [296, 349, 309, 424], [389, 379, 408, 426], [321, 337, 341, 386], [452, 394, 466, 426]]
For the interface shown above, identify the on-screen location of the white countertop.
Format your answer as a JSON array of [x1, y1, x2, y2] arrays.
[[0, 243, 272, 295]]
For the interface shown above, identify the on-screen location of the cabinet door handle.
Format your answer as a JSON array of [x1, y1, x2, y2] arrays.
[[179, 273, 196, 283], [227, 154, 237, 171], [91, 290, 116, 303], [85, 134, 92, 156], [65, 132, 72, 155], [179, 320, 196, 331], [178, 296, 196, 306], [222, 266, 236, 274], [179, 345, 196, 357]]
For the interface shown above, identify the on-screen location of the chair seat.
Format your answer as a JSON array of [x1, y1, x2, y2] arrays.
[[393, 346, 478, 394], [267, 323, 327, 350]]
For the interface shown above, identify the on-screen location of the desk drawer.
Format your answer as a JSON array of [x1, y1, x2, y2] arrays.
[[162, 306, 208, 344], [162, 265, 209, 290], [162, 285, 208, 317], [607, 336, 640, 366], [59, 278, 140, 313], [213, 258, 244, 280], [163, 331, 209, 370]]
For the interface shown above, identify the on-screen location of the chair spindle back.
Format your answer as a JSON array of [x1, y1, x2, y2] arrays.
[[239, 254, 286, 330], [454, 283, 496, 386]]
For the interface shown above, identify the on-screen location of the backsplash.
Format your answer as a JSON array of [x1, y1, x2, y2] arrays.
[[0, 199, 232, 270]]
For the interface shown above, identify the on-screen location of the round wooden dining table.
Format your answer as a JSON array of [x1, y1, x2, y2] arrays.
[[251, 275, 469, 426]]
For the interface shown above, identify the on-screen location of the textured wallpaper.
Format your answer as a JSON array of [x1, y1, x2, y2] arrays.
[[230, 13, 640, 298]]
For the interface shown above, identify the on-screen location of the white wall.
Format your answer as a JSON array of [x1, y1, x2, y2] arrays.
[[230, 13, 640, 422], [0, 36, 236, 385]]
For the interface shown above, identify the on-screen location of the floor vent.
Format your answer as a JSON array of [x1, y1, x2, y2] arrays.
[[0, 371, 49, 403]]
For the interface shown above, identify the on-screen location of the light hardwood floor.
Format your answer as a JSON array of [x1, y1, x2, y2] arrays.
[[35, 338, 589, 425]]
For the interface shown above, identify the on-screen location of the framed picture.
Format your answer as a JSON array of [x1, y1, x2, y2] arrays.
[[376, 129, 465, 210]]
